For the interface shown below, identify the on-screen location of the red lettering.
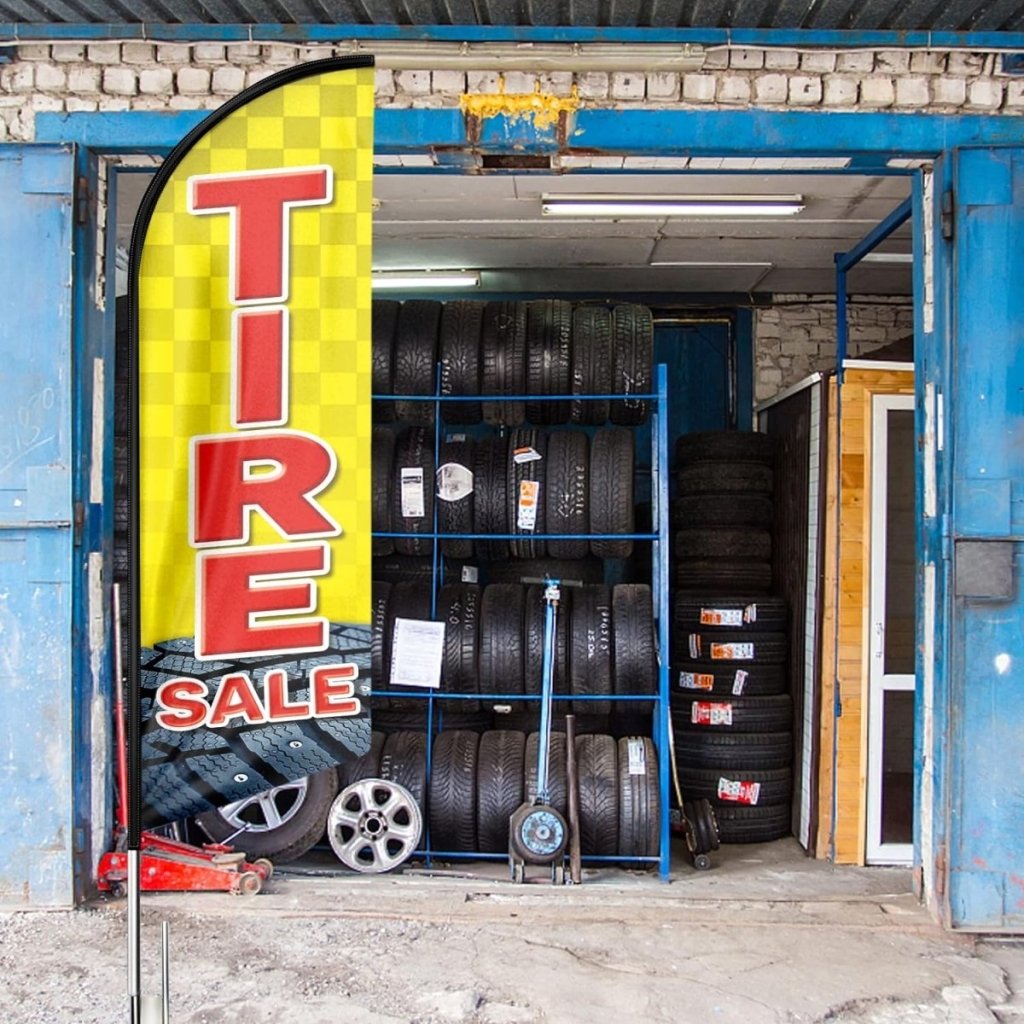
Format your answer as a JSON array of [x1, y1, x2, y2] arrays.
[[191, 430, 339, 546], [234, 307, 287, 427], [196, 543, 329, 659], [154, 679, 209, 731], [312, 664, 361, 718], [208, 672, 268, 728], [189, 167, 332, 303], [264, 668, 311, 721]]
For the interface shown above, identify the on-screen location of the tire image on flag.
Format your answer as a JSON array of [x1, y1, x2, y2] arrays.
[[130, 58, 375, 829]]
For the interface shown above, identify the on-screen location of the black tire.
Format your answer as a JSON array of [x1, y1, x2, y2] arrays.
[[678, 766, 793, 807], [675, 430, 776, 467], [439, 300, 484, 424], [524, 731, 568, 818], [507, 427, 548, 559], [429, 730, 479, 853], [479, 583, 525, 696], [714, 804, 791, 844], [610, 304, 653, 425], [500, 710, 609, 736], [672, 730, 792, 771], [677, 630, 788, 665], [590, 427, 635, 558], [524, 583, 571, 696], [612, 584, 657, 716], [545, 430, 589, 559], [385, 581, 432, 702], [485, 556, 605, 586], [337, 730, 386, 789], [372, 426, 395, 557], [378, 730, 428, 815], [372, 706, 493, 735], [372, 299, 398, 423], [526, 299, 573, 424], [674, 559, 773, 593], [570, 585, 613, 714], [393, 299, 441, 423], [371, 582, 392, 709], [140, 631, 370, 828], [391, 427, 435, 557], [194, 768, 338, 863], [617, 736, 660, 859], [673, 661, 787, 698], [473, 434, 509, 560], [674, 528, 772, 561], [437, 434, 476, 559], [675, 461, 774, 495], [571, 305, 612, 425], [670, 693, 793, 733], [437, 582, 481, 712], [372, 554, 434, 584], [673, 594, 788, 633], [481, 301, 527, 427], [575, 734, 619, 856], [475, 730, 526, 852], [671, 493, 773, 531]]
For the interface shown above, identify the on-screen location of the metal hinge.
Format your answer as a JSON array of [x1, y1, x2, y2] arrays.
[[75, 175, 92, 227], [73, 500, 85, 546], [935, 845, 947, 896], [941, 189, 954, 241]]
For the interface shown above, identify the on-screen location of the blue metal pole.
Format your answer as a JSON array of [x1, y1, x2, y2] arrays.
[[655, 363, 671, 881]]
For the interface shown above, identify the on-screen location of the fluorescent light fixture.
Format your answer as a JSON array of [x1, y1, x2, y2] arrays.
[[372, 271, 480, 290], [649, 261, 773, 268], [541, 194, 804, 218], [858, 252, 914, 264]]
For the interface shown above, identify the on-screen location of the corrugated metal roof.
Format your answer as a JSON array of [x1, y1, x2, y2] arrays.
[[2, 0, 1024, 33]]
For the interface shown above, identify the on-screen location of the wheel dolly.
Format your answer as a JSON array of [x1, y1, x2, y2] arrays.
[[508, 578, 573, 885], [667, 709, 720, 871], [97, 587, 273, 897]]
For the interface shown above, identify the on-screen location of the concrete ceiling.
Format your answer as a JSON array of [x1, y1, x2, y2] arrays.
[[116, 166, 913, 296]]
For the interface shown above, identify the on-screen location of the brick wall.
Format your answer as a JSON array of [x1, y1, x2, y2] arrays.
[[1, 41, 1022, 140], [755, 296, 914, 402]]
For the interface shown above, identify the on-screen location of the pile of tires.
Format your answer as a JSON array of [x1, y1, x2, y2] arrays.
[[372, 423, 637, 560], [370, 581, 658, 736], [335, 728, 659, 859], [670, 432, 793, 844], [372, 298, 654, 428]]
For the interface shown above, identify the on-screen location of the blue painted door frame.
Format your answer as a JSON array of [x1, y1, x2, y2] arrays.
[[20, 104, 1024, 926], [0, 144, 76, 907]]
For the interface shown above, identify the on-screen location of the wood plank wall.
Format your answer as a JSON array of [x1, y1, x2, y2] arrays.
[[816, 367, 915, 863]]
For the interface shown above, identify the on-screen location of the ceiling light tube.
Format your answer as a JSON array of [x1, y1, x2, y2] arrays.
[[858, 252, 914, 264], [372, 271, 480, 290], [542, 194, 804, 218]]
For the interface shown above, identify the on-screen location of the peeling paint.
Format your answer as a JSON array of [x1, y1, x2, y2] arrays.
[[460, 78, 579, 131]]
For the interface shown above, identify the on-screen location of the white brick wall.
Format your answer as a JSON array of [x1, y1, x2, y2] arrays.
[[1, 41, 1023, 141], [755, 297, 914, 402]]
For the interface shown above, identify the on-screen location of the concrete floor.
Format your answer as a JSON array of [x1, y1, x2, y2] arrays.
[[2, 837, 1023, 1023]]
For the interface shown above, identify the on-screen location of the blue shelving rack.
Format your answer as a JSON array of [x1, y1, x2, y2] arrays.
[[371, 362, 671, 879]]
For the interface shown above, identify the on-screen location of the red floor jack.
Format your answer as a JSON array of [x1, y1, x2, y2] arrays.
[[97, 588, 273, 896]]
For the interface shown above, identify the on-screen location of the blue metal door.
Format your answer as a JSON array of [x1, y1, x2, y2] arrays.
[[0, 145, 75, 907], [947, 146, 1024, 930]]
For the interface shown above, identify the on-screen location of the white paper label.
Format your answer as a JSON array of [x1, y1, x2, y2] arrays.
[[717, 777, 761, 805], [678, 670, 714, 692], [437, 462, 474, 502], [517, 479, 540, 530], [710, 642, 754, 661], [512, 446, 542, 464], [745, 603, 758, 624], [389, 617, 444, 690], [688, 633, 701, 659], [627, 738, 646, 775], [700, 607, 743, 627], [732, 669, 749, 696], [461, 565, 479, 584], [445, 433, 467, 443], [400, 467, 425, 518], [691, 701, 733, 726]]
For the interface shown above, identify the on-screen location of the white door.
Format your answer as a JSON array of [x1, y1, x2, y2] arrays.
[[866, 394, 917, 865]]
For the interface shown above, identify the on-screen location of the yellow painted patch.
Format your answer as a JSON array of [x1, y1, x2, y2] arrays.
[[460, 79, 579, 130]]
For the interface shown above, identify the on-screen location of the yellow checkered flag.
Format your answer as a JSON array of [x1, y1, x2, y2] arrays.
[[130, 58, 374, 834]]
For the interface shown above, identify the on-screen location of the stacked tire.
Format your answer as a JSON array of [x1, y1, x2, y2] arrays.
[[671, 432, 793, 844]]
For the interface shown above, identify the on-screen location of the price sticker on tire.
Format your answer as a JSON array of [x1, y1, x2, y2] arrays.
[[717, 777, 761, 805], [691, 701, 733, 726]]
